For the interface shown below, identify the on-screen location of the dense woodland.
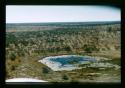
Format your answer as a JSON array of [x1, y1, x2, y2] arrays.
[[6, 22, 121, 82]]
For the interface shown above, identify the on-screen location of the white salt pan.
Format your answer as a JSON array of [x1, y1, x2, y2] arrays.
[[6, 78, 48, 82]]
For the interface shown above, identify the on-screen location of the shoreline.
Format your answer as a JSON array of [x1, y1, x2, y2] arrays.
[[38, 55, 119, 71]]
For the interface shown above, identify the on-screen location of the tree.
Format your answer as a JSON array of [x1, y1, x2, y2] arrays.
[[108, 27, 112, 32]]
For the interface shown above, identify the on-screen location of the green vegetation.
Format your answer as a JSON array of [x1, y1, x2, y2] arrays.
[[42, 67, 50, 74], [62, 75, 69, 80], [6, 22, 121, 82]]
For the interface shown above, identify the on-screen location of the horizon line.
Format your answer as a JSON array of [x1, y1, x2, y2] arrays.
[[6, 20, 120, 24]]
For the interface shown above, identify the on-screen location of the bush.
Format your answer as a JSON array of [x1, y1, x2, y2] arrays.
[[42, 67, 50, 74], [10, 53, 16, 61], [11, 65, 15, 71], [84, 45, 98, 53], [62, 75, 69, 80]]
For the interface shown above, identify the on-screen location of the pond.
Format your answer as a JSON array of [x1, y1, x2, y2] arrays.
[[38, 55, 120, 71], [50, 55, 96, 65]]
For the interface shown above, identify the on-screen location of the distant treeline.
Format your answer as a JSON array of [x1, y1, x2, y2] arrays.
[[6, 21, 120, 28]]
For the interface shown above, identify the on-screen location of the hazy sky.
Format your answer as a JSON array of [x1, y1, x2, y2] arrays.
[[6, 6, 120, 23]]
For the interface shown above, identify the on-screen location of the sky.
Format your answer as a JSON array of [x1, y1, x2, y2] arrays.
[[6, 5, 121, 23]]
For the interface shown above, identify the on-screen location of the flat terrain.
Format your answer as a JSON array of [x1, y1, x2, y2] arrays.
[[6, 22, 121, 82]]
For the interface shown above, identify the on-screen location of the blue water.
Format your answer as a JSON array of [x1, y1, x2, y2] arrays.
[[50, 55, 96, 65]]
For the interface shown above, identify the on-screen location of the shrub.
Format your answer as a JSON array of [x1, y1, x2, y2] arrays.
[[62, 75, 69, 80], [42, 67, 50, 74], [10, 52, 16, 61], [11, 65, 15, 71]]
